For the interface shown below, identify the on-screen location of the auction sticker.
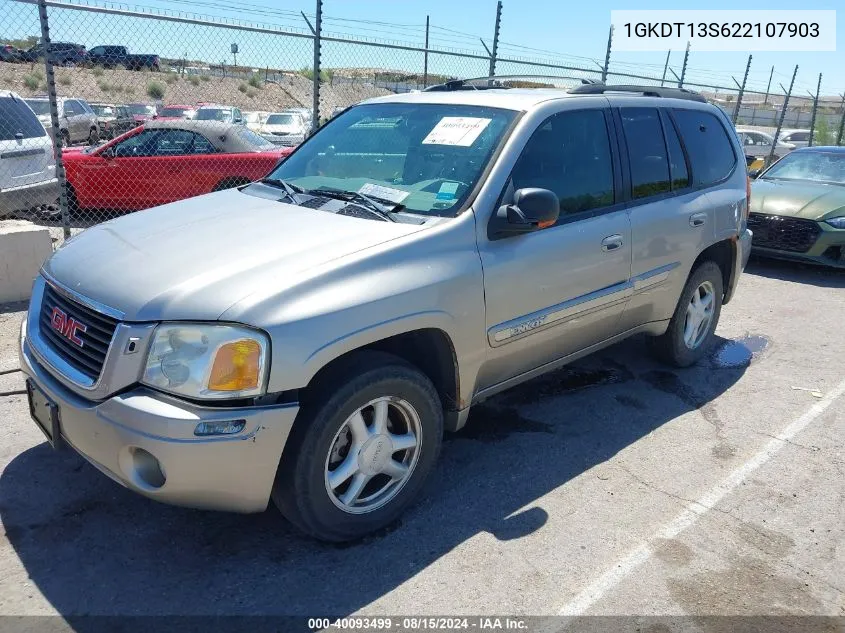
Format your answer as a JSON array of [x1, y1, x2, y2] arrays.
[[358, 183, 409, 203], [423, 117, 491, 146]]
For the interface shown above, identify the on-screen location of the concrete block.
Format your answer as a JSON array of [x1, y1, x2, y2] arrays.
[[0, 220, 52, 303]]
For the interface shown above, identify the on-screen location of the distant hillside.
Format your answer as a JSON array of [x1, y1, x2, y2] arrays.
[[0, 61, 392, 116]]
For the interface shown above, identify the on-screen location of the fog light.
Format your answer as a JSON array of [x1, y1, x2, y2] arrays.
[[194, 419, 246, 436]]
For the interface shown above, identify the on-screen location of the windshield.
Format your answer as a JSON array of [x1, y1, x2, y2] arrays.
[[266, 114, 297, 125], [761, 151, 845, 186], [234, 127, 275, 149], [159, 107, 190, 117], [196, 108, 231, 122], [91, 105, 114, 117], [266, 103, 516, 217], [25, 99, 51, 116], [128, 104, 155, 116]]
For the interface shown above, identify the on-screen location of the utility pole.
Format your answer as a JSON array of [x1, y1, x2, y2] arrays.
[[423, 15, 429, 88], [768, 65, 798, 166], [678, 41, 690, 88], [302, 2, 322, 131], [660, 50, 670, 87], [731, 54, 752, 124], [601, 24, 613, 83]]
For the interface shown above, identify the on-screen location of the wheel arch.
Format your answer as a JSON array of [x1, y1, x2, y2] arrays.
[[692, 238, 736, 304], [300, 327, 460, 430]]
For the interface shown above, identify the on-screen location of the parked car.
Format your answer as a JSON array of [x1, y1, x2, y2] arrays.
[[61, 120, 291, 212], [287, 106, 313, 127], [194, 104, 245, 124], [19, 84, 751, 542], [24, 96, 99, 145], [125, 103, 158, 123], [156, 104, 196, 120], [776, 129, 812, 149], [735, 127, 794, 165], [86, 45, 160, 71], [20, 41, 87, 66], [89, 103, 136, 139], [748, 147, 845, 267], [243, 111, 269, 132], [1, 44, 26, 63], [260, 111, 307, 146], [0, 91, 58, 216]]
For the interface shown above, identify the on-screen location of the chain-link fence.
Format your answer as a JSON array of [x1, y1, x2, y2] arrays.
[[1, 0, 844, 247]]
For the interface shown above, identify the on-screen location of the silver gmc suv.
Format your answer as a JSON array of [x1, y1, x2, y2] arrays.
[[20, 83, 752, 541]]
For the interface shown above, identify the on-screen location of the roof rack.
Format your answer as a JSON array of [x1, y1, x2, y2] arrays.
[[423, 75, 600, 92], [567, 83, 707, 102]]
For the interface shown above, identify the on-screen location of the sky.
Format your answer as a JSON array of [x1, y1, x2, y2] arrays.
[[3, 0, 843, 98]]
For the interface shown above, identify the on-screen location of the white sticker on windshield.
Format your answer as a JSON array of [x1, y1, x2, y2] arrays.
[[358, 183, 410, 203], [422, 117, 492, 147]]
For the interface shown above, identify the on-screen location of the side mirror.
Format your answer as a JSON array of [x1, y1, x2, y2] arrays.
[[494, 188, 559, 235], [100, 146, 115, 159]]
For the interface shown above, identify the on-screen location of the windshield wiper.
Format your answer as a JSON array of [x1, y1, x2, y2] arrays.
[[307, 187, 400, 222], [258, 177, 304, 203]]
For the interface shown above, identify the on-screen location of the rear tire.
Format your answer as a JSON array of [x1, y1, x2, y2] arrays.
[[272, 351, 443, 542], [87, 127, 99, 145], [647, 261, 723, 368], [60, 129, 71, 147]]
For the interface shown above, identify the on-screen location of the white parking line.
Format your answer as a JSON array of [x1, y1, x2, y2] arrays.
[[558, 376, 845, 616]]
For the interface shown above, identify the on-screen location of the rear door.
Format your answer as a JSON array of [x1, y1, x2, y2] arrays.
[[0, 96, 53, 199], [619, 105, 740, 330]]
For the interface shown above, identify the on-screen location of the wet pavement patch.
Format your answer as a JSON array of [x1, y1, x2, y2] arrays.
[[457, 404, 553, 443], [710, 335, 771, 369], [497, 358, 635, 407]]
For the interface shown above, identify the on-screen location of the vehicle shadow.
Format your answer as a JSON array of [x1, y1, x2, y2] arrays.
[[0, 335, 748, 621], [745, 256, 845, 289]]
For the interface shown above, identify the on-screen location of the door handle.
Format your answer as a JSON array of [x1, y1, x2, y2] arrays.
[[689, 212, 707, 227], [601, 234, 623, 252]]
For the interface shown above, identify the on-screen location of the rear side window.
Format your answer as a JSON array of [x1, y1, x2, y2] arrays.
[[620, 107, 670, 199], [673, 109, 737, 187], [0, 97, 47, 140]]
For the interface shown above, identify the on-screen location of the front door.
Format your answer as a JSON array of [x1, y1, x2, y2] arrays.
[[476, 105, 632, 392]]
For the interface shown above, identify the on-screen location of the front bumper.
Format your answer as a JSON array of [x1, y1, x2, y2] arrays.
[[19, 319, 299, 513], [0, 178, 59, 214], [751, 222, 845, 269]]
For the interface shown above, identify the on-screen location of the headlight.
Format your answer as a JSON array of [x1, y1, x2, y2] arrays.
[[825, 216, 845, 229], [142, 323, 269, 399]]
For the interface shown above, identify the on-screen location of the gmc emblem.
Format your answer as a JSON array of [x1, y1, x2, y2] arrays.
[[50, 307, 87, 347]]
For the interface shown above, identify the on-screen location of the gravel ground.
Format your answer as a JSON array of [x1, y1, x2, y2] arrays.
[[0, 258, 842, 626]]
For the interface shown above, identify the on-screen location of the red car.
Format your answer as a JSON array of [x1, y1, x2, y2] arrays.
[[63, 120, 293, 212], [125, 103, 158, 124], [156, 104, 196, 120]]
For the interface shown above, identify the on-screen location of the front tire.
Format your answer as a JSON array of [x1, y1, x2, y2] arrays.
[[647, 261, 723, 367], [273, 351, 443, 542]]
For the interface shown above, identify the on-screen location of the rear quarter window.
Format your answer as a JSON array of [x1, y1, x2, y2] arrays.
[[672, 109, 737, 187], [0, 97, 47, 140]]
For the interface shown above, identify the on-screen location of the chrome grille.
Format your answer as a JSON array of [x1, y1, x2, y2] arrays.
[[39, 285, 119, 381]]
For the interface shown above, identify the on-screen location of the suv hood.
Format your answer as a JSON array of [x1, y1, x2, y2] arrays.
[[43, 188, 425, 322], [750, 179, 845, 221]]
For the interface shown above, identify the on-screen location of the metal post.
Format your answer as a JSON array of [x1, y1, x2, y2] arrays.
[[660, 49, 670, 87], [732, 54, 752, 124], [310, 0, 322, 131], [601, 24, 613, 83], [489, 0, 502, 79], [678, 41, 690, 88], [837, 94, 845, 146], [423, 15, 429, 88], [37, 0, 69, 239], [763, 65, 774, 105], [768, 65, 798, 166], [808, 73, 822, 147]]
